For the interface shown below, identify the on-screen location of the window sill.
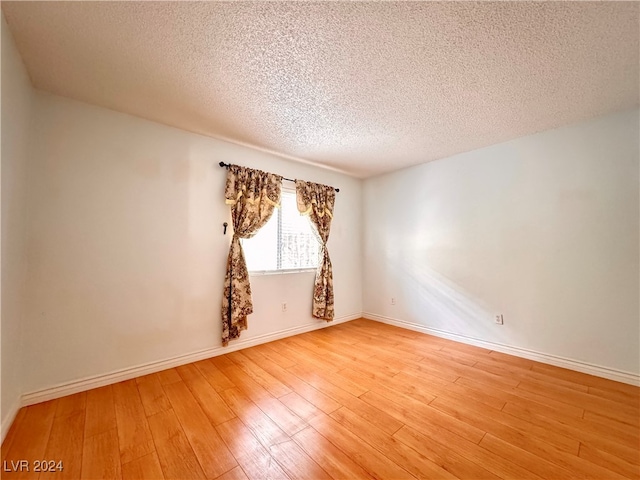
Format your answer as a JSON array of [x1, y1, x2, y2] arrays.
[[249, 268, 317, 276]]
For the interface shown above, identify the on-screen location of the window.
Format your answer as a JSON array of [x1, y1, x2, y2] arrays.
[[242, 189, 320, 273]]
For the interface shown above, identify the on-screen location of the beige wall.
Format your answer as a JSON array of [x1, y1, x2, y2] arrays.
[[1, 15, 33, 434], [363, 109, 640, 376]]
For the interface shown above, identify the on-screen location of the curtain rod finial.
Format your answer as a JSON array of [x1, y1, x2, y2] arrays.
[[219, 161, 227, 168]]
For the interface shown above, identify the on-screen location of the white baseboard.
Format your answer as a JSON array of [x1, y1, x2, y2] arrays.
[[21, 313, 361, 407], [1, 397, 21, 445], [363, 312, 640, 386], [16, 309, 638, 419]]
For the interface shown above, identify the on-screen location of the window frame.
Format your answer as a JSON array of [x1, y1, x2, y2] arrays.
[[243, 186, 319, 276]]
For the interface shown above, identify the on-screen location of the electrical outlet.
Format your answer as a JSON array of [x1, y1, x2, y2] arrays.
[[391, 297, 396, 305], [495, 314, 504, 325], [282, 302, 287, 312]]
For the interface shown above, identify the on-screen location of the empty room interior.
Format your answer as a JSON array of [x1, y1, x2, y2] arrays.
[[1, 2, 639, 479]]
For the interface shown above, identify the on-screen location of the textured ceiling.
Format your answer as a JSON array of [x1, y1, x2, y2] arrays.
[[3, 2, 638, 178]]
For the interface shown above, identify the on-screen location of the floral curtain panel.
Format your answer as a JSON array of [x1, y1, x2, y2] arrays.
[[295, 180, 336, 321], [222, 165, 282, 346]]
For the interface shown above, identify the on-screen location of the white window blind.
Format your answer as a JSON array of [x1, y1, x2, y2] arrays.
[[242, 190, 320, 273]]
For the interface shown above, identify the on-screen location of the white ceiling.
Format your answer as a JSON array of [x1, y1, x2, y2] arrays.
[[3, 2, 638, 178]]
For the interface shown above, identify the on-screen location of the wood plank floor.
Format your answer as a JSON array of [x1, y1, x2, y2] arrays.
[[2, 319, 639, 479]]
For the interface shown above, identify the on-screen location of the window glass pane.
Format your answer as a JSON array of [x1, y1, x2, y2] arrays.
[[242, 210, 278, 271], [242, 189, 319, 272], [280, 192, 319, 269]]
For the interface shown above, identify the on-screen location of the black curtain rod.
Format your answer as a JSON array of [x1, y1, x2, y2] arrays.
[[218, 162, 339, 192]]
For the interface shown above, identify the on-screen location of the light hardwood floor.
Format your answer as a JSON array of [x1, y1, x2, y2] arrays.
[[2, 319, 639, 479]]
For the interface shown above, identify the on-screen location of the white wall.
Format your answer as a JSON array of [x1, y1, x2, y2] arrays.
[[22, 92, 362, 394], [1, 15, 33, 429], [363, 109, 639, 375]]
